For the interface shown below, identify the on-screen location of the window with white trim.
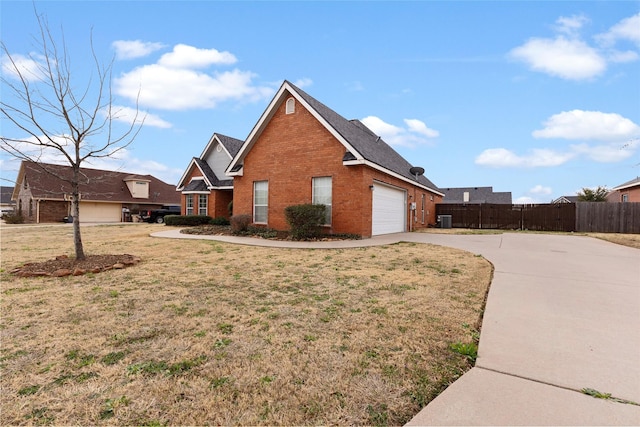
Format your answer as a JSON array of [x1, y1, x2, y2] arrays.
[[198, 195, 208, 215], [254, 181, 268, 223], [312, 176, 332, 225], [622, 193, 629, 202], [186, 194, 194, 215], [286, 97, 295, 114]]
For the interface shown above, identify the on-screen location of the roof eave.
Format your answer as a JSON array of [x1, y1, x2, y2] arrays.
[[344, 159, 444, 196]]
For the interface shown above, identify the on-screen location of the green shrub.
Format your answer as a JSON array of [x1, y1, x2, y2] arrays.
[[230, 214, 251, 232], [3, 211, 24, 224], [164, 215, 212, 226], [210, 216, 230, 226], [284, 204, 326, 240]]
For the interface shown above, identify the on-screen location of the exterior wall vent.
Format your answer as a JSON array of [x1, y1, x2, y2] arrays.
[[286, 97, 295, 114]]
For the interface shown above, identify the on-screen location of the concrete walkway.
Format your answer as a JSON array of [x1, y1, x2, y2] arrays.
[[152, 229, 640, 425]]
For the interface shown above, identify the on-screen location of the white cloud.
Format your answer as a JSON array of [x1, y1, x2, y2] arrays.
[[509, 13, 640, 80], [361, 116, 439, 147], [595, 13, 640, 47], [533, 110, 640, 141], [529, 185, 552, 195], [509, 36, 606, 80], [157, 44, 236, 68], [83, 148, 184, 184], [1, 53, 48, 81], [293, 78, 313, 88], [112, 40, 166, 60], [115, 44, 274, 111], [108, 105, 172, 129], [404, 119, 439, 138], [514, 196, 537, 204], [475, 148, 575, 168], [607, 50, 639, 63], [570, 143, 635, 163], [555, 14, 589, 37], [1, 134, 182, 184]]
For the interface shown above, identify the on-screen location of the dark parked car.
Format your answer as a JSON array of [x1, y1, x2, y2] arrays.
[[140, 205, 181, 223]]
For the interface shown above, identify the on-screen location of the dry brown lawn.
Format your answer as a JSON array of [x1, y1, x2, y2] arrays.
[[587, 232, 640, 249], [1, 223, 492, 426]]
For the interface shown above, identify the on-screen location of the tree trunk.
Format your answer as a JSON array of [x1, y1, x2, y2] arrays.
[[71, 168, 86, 260], [72, 197, 85, 260]]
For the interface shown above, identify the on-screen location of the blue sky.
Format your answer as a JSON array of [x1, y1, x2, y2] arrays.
[[1, 1, 639, 203]]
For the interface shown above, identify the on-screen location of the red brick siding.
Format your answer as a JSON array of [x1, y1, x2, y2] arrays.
[[617, 187, 640, 202], [233, 93, 442, 237], [38, 200, 69, 223], [209, 190, 233, 219], [180, 165, 233, 218]]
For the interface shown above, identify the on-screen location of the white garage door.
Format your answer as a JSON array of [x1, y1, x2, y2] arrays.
[[79, 202, 121, 223], [372, 183, 406, 235]]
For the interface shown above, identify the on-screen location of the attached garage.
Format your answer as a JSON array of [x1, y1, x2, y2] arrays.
[[372, 182, 406, 235], [79, 202, 121, 223]]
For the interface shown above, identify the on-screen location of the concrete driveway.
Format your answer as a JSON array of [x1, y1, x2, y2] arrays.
[[403, 232, 640, 426], [153, 229, 640, 425]]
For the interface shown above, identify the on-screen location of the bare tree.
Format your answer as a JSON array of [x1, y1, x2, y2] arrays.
[[1, 11, 143, 260]]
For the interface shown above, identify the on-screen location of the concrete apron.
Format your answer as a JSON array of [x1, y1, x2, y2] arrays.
[[403, 233, 640, 426]]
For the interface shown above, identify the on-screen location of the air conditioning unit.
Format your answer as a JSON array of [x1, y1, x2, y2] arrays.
[[437, 215, 452, 229]]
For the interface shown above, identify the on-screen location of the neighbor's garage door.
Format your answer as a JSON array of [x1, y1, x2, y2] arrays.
[[79, 202, 121, 223], [372, 183, 406, 235]]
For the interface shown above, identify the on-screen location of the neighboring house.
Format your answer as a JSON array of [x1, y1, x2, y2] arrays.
[[552, 195, 580, 204], [12, 161, 180, 223], [440, 186, 512, 204], [224, 80, 443, 237], [176, 133, 243, 218], [1, 186, 16, 215], [607, 177, 640, 203]]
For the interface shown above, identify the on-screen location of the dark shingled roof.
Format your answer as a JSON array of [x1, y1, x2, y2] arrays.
[[1, 186, 15, 205], [193, 158, 233, 188], [440, 186, 512, 204], [287, 81, 440, 192], [215, 134, 244, 158], [18, 161, 180, 204], [182, 179, 209, 192], [612, 176, 640, 191]]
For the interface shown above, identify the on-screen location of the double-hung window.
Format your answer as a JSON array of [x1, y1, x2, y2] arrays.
[[312, 176, 332, 225], [198, 195, 208, 215], [254, 181, 268, 223], [186, 194, 194, 215]]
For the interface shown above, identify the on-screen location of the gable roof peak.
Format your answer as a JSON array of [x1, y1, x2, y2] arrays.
[[228, 80, 441, 194]]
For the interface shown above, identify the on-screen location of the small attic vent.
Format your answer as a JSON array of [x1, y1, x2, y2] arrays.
[[286, 97, 295, 114]]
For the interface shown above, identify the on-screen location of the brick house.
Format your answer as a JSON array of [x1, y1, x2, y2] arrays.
[[225, 81, 443, 237], [176, 133, 243, 218], [607, 177, 640, 203], [12, 161, 180, 223]]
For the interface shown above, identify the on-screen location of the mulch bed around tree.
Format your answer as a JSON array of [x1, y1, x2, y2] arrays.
[[10, 254, 141, 277]]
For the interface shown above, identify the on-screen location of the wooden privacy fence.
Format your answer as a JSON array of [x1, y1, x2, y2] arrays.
[[436, 203, 640, 233], [575, 202, 640, 233]]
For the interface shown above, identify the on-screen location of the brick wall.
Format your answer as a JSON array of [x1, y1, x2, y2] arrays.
[[38, 200, 69, 223], [210, 190, 233, 219], [233, 92, 442, 237], [180, 166, 233, 218]]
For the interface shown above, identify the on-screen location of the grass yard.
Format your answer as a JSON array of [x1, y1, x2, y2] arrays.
[[0, 224, 492, 426]]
